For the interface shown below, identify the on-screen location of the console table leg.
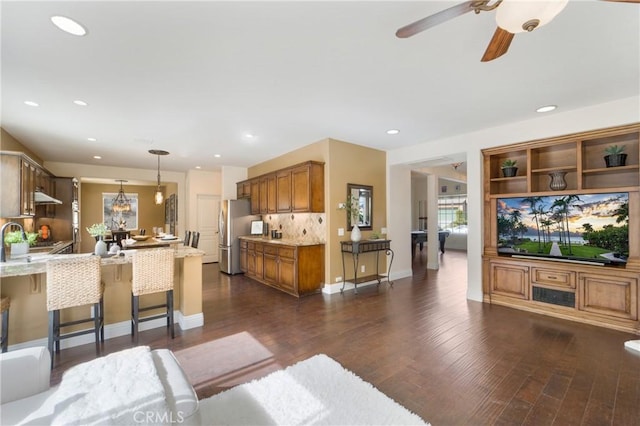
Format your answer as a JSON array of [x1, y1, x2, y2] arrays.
[[386, 249, 394, 287], [340, 251, 347, 293]]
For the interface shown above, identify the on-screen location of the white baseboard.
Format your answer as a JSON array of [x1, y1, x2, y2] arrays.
[[7, 310, 203, 352], [322, 268, 412, 294]]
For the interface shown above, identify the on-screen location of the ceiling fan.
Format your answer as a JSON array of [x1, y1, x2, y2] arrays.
[[396, 0, 639, 62]]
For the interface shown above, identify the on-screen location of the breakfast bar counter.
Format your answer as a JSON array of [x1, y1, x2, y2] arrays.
[[0, 247, 204, 348]]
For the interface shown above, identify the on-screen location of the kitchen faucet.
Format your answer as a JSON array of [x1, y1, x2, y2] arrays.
[[1, 222, 27, 262]]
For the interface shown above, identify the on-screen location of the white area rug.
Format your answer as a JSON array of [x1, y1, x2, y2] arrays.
[[187, 354, 428, 425]]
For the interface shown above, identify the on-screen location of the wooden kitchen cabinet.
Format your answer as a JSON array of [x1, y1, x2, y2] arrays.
[[1, 151, 52, 218], [276, 170, 291, 212], [260, 175, 276, 214], [292, 162, 324, 212], [238, 161, 324, 214], [236, 180, 251, 199], [250, 179, 260, 215], [239, 238, 324, 297], [240, 240, 248, 272]]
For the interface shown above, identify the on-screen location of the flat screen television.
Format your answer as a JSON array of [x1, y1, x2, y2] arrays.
[[497, 192, 629, 266]]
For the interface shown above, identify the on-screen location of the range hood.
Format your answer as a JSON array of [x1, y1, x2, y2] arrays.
[[34, 190, 63, 205]]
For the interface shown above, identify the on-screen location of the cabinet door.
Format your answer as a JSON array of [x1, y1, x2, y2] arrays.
[[579, 273, 638, 320], [490, 262, 529, 299], [247, 243, 256, 277], [276, 170, 292, 212], [255, 243, 264, 279], [259, 178, 268, 214], [250, 180, 260, 215], [267, 175, 277, 213], [239, 247, 247, 272], [263, 252, 278, 285], [278, 255, 296, 292], [21, 159, 35, 216], [291, 165, 310, 212]]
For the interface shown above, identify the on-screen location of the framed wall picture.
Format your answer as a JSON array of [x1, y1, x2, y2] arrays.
[[103, 192, 138, 230]]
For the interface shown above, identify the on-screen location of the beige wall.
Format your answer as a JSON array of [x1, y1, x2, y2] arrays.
[[80, 182, 166, 253], [247, 137, 387, 288], [1, 128, 43, 165]]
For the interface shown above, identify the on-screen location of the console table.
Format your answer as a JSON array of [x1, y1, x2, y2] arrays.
[[340, 240, 394, 294]]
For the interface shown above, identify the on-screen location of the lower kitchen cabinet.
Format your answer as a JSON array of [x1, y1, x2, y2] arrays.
[[240, 238, 324, 297]]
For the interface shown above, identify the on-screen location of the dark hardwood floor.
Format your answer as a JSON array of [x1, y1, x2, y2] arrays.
[[51, 249, 640, 425]]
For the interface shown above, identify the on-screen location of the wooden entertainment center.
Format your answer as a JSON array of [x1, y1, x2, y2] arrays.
[[482, 123, 639, 334]]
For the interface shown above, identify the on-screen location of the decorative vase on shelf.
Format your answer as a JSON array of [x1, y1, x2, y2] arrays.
[[350, 224, 361, 242], [94, 236, 107, 257], [548, 171, 567, 191]]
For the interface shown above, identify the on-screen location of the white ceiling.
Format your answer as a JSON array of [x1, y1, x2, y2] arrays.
[[2, 1, 638, 173]]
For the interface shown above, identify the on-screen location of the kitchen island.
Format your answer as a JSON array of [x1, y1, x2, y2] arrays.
[[0, 246, 203, 349]]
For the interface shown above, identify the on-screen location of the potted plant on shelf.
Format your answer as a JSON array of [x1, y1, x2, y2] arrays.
[[501, 159, 518, 177], [604, 145, 627, 168], [3, 230, 38, 257], [86, 223, 108, 256]]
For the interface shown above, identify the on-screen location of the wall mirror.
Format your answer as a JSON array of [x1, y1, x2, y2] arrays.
[[347, 183, 373, 230]]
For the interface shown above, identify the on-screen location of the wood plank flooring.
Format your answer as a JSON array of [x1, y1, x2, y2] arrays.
[[51, 250, 640, 425]]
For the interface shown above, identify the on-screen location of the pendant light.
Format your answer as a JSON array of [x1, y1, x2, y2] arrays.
[[149, 149, 169, 205], [112, 180, 131, 213]]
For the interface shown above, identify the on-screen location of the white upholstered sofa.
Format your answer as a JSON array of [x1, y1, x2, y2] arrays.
[[0, 346, 199, 425]]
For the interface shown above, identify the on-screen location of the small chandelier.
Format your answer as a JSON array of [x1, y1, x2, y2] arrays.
[[149, 149, 169, 205], [112, 180, 131, 213]]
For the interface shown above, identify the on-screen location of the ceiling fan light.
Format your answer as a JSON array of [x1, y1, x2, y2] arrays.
[[496, 0, 569, 34]]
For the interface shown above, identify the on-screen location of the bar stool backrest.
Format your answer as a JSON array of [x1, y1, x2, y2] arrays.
[[46, 256, 102, 311], [191, 232, 200, 249], [184, 231, 191, 246], [132, 249, 174, 297]]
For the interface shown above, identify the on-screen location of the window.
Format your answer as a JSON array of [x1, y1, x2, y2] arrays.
[[438, 194, 467, 234]]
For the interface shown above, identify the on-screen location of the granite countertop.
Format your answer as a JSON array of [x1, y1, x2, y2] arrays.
[[0, 246, 204, 278], [238, 235, 325, 247]]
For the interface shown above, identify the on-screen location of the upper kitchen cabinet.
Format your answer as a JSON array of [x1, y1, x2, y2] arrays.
[[1, 152, 35, 217], [291, 161, 324, 212], [238, 161, 325, 214]]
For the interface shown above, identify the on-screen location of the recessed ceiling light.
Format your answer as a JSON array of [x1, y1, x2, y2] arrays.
[[244, 133, 254, 139], [51, 16, 87, 36], [93, 155, 101, 159], [87, 137, 97, 142], [73, 100, 88, 106], [536, 105, 557, 113], [24, 101, 39, 107], [214, 154, 221, 158], [195, 166, 201, 169], [386, 129, 400, 135]]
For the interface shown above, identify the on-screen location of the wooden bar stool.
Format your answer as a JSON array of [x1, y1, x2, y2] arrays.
[[46, 256, 104, 367], [131, 249, 175, 345], [1, 297, 10, 353], [184, 230, 191, 246]]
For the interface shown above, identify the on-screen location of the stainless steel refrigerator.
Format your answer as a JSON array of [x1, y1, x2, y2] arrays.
[[218, 199, 258, 274]]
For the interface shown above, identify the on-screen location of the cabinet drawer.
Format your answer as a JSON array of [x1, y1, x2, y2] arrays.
[[247, 241, 255, 250], [278, 247, 296, 259], [255, 243, 263, 253], [240, 240, 248, 249], [531, 267, 576, 289], [264, 245, 278, 255]]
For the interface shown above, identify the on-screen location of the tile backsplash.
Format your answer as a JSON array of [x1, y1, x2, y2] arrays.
[[262, 213, 326, 243]]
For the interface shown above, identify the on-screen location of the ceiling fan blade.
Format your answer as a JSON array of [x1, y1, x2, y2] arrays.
[[481, 27, 514, 62], [396, 1, 477, 38]]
